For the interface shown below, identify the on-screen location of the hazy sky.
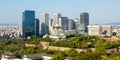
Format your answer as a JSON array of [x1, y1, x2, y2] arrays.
[[0, 0, 120, 25]]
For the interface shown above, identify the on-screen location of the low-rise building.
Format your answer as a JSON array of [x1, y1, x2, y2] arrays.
[[88, 25, 112, 36], [88, 25, 102, 36], [0, 26, 22, 38], [1, 52, 52, 60], [102, 25, 112, 36]]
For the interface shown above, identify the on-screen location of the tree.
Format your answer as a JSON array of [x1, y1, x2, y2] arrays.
[[51, 52, 64, 60], [65, 49, 78, 57]]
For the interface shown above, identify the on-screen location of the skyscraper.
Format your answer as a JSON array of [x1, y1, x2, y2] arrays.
[[59, 17, 68, 30], [49, 19, 53, 27], [68, 19, 75, 30], [53, 13, 61, 26], [80, 12, 89, 25], [35, 19, 39, 36], [22, 10, 35, 37], [80, 12, 89, 33], [41, 13, 49, 35]]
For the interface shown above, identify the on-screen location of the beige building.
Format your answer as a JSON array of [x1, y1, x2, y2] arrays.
[[88, 25, 112, 36], [101, 25, 112, 36], [88, 25, 102, 36]]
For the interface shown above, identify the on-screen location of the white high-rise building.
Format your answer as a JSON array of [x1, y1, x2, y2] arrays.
[[41, 13, 49, 26], [41, 13, 50, 35], [53, 13, 61, 26]]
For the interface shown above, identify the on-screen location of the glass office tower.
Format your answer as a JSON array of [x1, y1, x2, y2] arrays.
[[35, 19, 39, 36], [22, 10, 35, 37], [80, 12, 89, 33], [59, 17, 69, 30]]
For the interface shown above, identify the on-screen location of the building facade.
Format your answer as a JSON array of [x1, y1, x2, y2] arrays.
[[88, 25, 112, 36], [102, 25, 112, 36], [41, 13, 49, 35], [59, 17, 69, 30], [22, 10, 35, 37], [49, 19, 53, 27], [68, 19, 75, 30], [35, 19, 39, 36], [80, 12, 89, 33], [88, 25, 102, 36], [53, 13, 61, 26]]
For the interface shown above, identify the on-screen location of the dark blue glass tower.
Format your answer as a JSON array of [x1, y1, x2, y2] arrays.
[[35, 19, 39, 36], [80, 12, 89, 33], [60, 17, 68, 30], [22, 10, 35, 37]]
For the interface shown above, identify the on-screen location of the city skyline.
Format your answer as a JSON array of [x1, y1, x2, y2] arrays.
[[0, 0, 120, 25]]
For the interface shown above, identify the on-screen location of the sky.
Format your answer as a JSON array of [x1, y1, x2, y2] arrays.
[[0, 0, 120, 25]]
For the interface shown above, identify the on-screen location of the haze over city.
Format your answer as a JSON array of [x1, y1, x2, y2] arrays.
[[1, 0, 120, 60], [0, 0, 120, 25]]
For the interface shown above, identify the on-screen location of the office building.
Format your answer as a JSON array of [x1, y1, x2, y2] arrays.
[[35, 19, 39, 36], [102, 25, 112, 36], [49, 19, 53, 27], [68, 19, 75, 30], [88, 25, 112, 36], [41, 13, 49, 35], [80, 12, 89, 25], [59, 17, 68, 30], [53, 13, 61, 26], [22, 10, 35, 37], [88, 25, 102, 36], [80, 12, 89, 33]]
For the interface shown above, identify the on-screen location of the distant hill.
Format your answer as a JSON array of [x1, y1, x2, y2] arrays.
[[0, 23, 21, 26]]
